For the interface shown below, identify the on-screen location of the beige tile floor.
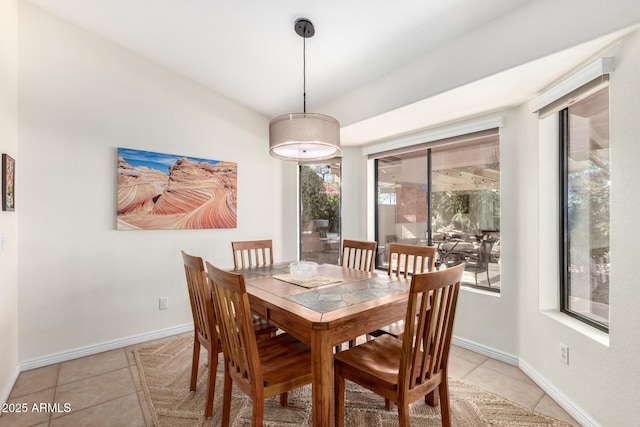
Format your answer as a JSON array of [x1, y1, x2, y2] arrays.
[[1, 334, 579, 426]]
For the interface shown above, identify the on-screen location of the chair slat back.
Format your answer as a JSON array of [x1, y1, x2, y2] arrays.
[[341, 239, 377, 272], [231, 239, 274, 270], [400, 263, 464, 395], [205, 262, 263, 392], [181, 251, 217, 345], [387, 242, 437, 279]]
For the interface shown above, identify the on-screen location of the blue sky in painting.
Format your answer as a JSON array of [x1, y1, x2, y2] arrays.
[[118, 147, 219, 174]]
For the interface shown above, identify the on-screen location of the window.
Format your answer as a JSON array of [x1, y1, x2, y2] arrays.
[[299, 161, 341, 265], [560, 87, 610, 331], [374, 132, 500, 291]]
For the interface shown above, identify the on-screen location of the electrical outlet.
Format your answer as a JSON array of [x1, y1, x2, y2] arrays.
[[159, 297, 169, 310], [559, 343, 569, 365]]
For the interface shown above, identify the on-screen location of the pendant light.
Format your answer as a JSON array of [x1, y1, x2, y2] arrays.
[[269, 18, 341, 161]]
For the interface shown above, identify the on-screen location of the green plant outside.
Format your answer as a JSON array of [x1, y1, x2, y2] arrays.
[[300, 165, 340, 232]]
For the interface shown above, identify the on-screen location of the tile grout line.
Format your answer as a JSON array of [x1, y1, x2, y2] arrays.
[[49, 391, 142, 424], [456, 359, 483, 383], [48, 363, 61, 426], [127, 361, 150, 423], [531, 392, 547, 413], [452, 354, 578, 425], [50, 349, 137, 423]]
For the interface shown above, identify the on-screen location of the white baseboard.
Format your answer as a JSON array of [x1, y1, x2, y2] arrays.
[[519, 359, 598, 427], [453, 335, 594, 426], [0, 363, 21, 405], [452, 335, 519, 366], [20, 323, 194, 371]]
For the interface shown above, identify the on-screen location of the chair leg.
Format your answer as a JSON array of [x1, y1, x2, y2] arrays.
[[221, 366, 233, 427], [204, 348, 216, 418], [425, 389, 439, 407], [279, 392, 288, 406], [252, 396, 265, 427], [190, 337, 200, 391], [397, 401, 410, 427], [438, 379, 452, 427], [335, 366, 346, 427]]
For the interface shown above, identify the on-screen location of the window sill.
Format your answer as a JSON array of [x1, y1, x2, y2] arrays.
[[541, 310, 609, 347], [460, 285, 501, 298]]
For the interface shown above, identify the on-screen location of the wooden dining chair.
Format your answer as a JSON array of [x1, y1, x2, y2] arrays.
[[181, 251, 276, 418], [367, 242, 439, 407], [337, 239, 378, 350], [340, 239, 377, 272], [334, 263, 465, 427], [205, 262, 312, 427], [231, 239, 273, 270], [181, 250, 220, 418], [369, 242, 438, 339], [387, 242, 437, 279]]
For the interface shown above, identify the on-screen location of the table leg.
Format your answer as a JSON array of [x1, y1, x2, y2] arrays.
[[311, 325, 334, 427]]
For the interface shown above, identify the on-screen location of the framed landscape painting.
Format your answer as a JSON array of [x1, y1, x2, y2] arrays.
[[2, 154, 15, 211], [117, 148, 237, 230]]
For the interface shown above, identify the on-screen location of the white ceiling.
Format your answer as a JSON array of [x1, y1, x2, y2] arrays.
[[26, 0, 638, 146]]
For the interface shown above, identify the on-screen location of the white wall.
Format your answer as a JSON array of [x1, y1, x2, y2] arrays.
[[0, 0, 20, 406], [452, 108, 522, 358], [17, 2, 296, 363], [339, 146, 368, 241], [522, 31, 640, 425]]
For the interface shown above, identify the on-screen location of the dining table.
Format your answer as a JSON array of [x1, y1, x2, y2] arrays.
[[235, 261, 411, 427]]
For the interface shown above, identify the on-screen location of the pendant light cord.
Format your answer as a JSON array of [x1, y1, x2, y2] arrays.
[[303, 33, 307, 114]]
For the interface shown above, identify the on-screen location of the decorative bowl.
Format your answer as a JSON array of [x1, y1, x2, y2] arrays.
[[289, 261, 318, 281]]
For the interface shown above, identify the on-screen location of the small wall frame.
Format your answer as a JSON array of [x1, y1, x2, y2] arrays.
[[2, 154, 15, 211]]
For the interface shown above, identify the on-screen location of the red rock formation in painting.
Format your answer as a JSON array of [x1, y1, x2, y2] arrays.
[[117, 156, 237, 230]]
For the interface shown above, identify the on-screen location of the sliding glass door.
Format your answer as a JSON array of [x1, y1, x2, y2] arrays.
[[300, 161, 341, 265], [376, 151, 429, 269], [375, 133, 501, 291]]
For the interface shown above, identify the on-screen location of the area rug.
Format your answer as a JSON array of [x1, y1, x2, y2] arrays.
[[134, 335, 571, 426]]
